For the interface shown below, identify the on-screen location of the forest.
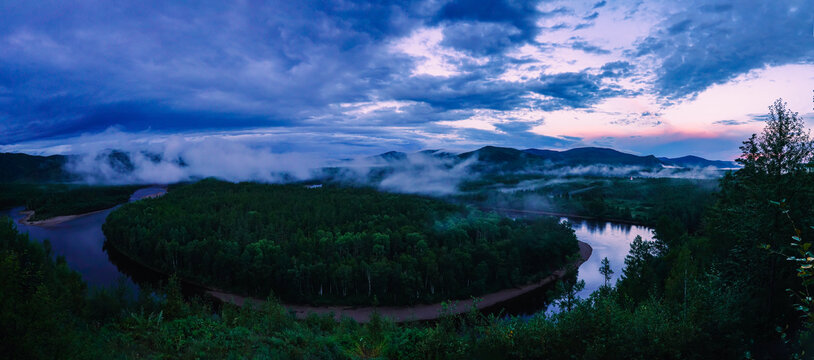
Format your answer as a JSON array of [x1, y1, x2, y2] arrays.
[[456, 176, 718, 231], [1, 99, 812, 358], [103, 181, 579, 305], [0, 183, 141, 220]]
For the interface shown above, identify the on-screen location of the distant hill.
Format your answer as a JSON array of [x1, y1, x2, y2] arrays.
[[1, 145, 738, 185], [0, 153, 75, 183], [524, 147, 664, 167], [458, 146, 549, 172], [658, 155, 738, 169], [371, 146, 738, 174], [365, 145, 739, 172], [0, 150, 170, 184], [371, 151, 408, 163]]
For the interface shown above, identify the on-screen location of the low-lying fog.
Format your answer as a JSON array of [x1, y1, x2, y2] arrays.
[[49, 131, 730, 196]]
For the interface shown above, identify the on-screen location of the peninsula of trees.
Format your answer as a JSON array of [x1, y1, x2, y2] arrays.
[[102, 180, 579, 305]]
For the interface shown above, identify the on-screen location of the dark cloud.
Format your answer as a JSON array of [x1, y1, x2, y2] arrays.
[[388, 76, 529, 112], [540, 22, 571, 32], [634, 0, 814, 99], [570, 40, 611, 54], [494, 121, 541, 133], [599, 61, 635, 78], [441, 21, 522, 55], [530, 72, 625, 109], [712, 119, 747, 126], [382, 66, 626, 115], [0, 0, 428, 143], [666, 19, 692, 35], [436, 0, 543, 41], [539, 6, 575, 18], [748, 114, 771, 122], [698, 4, 734, 12], [573, 22, 595, 30], [610, 112, 663, 127], [0, 0, 568, 145], [0, 0, 810, 160]]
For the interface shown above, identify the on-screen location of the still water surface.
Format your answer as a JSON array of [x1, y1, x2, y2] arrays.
[[1, 189, 652, 315], [567, 218, 653, 298], [1, 187, 167, 293]]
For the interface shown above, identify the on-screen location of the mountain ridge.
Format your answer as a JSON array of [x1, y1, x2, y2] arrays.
[[0, 146, 739, 184]]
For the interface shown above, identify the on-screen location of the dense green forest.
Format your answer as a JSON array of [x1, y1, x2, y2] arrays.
[[0, 183, 141, 220], [457, 176, 718, 231], [3, 214, 809, 359], [0, 152, 74, 183], [103, 181, 579, 305], [1, 99, 812, 358]]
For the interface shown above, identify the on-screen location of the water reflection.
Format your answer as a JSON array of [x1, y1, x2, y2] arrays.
[[565, 218, 653, 299], [3, 206, 133, 290], [493, 211, 653, 315], [0, 186, 167, 293]]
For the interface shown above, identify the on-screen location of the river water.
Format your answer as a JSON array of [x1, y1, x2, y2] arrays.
[[566, 218, 653, 298], [1, 189, 653, 316], [0, 187, 167, 294]]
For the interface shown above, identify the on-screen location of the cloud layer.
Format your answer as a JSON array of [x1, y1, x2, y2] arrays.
[[1, 0, 812, 160]]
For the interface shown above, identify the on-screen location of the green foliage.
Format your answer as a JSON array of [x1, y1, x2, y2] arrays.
[[0, 217, 94, 359], [103, 179, 579, 306], [0, 183, 140, 220], [599, 256, 613, 288], [26, 184, 141, 220], [554, 274, 585, 312], [458, 175, 717, 230], [764, 202, 814, 358], [739, 99, 812, 176], [703, 99, 814, 344], [0, 152, 74, 183]]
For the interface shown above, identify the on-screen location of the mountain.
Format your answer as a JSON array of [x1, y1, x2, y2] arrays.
[[524, 147, 664, 167], [367, 146, 737, 174], [2, 145, 738, 185], [0, 150, 172, 184], [458, 146, 549, 172], [658, 155, 738, 169], [0, 153, 76, 183], [371, 151, 408, 163]]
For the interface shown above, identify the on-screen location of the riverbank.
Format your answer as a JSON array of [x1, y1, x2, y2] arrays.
[[19, 208, 112, 227], [16, 186, 167, 228], [207, 240, 592, 323]]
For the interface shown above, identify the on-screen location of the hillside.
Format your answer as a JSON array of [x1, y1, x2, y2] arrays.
[[0, 153, 74, 183], [658, 155, 738, 168]]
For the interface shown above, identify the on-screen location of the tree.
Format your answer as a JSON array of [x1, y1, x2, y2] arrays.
[[599, 257, 613, 288], [555, 277, 585, 312], [617, 235, 658, 302], [706, 99, 814, 341], [738, 98, 813, 176]]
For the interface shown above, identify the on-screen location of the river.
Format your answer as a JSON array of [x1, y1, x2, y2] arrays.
[[0, 188, 653, 317], [564, 218, 653, 298], [0, 187, 167, 294]]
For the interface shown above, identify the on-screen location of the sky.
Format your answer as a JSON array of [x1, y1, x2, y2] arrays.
[[0, 0, 812, 160]]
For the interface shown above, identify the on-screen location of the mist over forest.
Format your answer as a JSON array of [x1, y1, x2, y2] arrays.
[[27, 137, 736, 197]]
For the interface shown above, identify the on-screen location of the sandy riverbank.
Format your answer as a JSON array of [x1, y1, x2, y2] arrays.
[[19, 208, 112, 227], [208, 240, 592, 323], [17, 186, 167, 227]]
